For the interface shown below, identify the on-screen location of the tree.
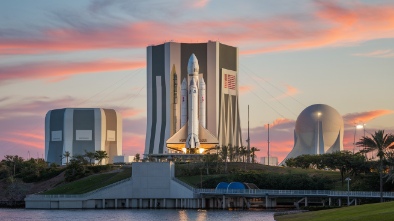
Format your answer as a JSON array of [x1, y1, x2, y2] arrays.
[[356, 130, 394, 202], [84, 151, 96, 165], [95, 150, 108, 165], [135, 153, 140, 162], [3, 155, 24, 176], [219, 145, 229, 173], [63, 151, 70, 165], [240, 146, 247, 162], [250, 147, 260, 163], [228, 145, 235, 162]]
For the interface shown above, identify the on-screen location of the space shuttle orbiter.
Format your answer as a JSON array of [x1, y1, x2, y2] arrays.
[[166, 54, 218, 153]]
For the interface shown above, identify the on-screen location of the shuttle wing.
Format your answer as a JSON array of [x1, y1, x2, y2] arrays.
[[166, 123, 219, 151]]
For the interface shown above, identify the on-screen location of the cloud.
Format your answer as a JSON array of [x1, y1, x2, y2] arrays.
[[343, 109, 394, 126], [193, 0, 210, 8], [241, 1, 394, 54], [0, 60, 145, 84], [2, 2, 394, 56], [117, 108, 144, 118], [274, 84, 299, 100], [243, 118, 295, 162], [353, 49, 394, 58], [238, 85, 253, 94]]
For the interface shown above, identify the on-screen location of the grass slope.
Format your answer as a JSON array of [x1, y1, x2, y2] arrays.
[[43, 167, 132, 195], [177, 162, 341, 189], [275, 201, 394, 221]]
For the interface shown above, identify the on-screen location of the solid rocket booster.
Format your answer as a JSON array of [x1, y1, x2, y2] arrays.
[[199, 77, 206, 128], [180, 78, 187, 128], [186, 54, 200, 149]]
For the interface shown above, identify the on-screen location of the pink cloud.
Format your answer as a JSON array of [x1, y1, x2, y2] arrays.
[[274, 84, 299, 100], [193, 0, 210, 8], [353, 49, 394, 58], [264, 118, 295, 130], [0, 60, 145, 83], [1, 2, 393, 56], [239, 85, 253, 94], [343, 110, 394, 126]]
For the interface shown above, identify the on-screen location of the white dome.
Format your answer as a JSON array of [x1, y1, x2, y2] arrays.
[[283, 104, 344, 163]]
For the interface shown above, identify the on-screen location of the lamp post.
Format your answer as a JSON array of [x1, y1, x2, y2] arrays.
[[316, 112, 322, 154], [345, 177, 351, 206]]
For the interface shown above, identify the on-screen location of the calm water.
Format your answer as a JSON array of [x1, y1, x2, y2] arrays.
[[0, 209, 277, 221]]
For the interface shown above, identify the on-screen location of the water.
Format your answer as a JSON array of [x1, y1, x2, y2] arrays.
[[0, 209, 276, 221]]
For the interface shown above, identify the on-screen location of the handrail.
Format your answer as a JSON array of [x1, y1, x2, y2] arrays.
[[196, 188, 394, 198]]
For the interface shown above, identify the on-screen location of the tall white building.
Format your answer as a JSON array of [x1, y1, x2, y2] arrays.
[[145, 42, 243, 155], [45, 108, 122, 165]]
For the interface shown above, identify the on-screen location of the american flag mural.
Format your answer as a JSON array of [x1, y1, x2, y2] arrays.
[[224, 74, 236, 90]]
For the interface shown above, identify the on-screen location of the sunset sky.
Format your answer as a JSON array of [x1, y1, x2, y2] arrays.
[[1, 0, 393, 162]]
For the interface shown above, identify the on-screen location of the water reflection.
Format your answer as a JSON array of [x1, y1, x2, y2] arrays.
[[0, 208, 276, 221]]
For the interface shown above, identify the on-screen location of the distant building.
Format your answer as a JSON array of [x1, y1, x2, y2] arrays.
[[45, 108, 122, 165], [145, 41, 243, 155], [260, 157, 278, 166], [282, 104, 344, 164], [113, 155, 135, 164]]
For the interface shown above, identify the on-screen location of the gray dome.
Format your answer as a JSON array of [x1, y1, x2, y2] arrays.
[[282, 104, 344, 164], [295, 104, 344, 147]]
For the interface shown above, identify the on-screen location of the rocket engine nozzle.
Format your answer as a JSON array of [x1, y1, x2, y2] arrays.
[[186, 133, 200, 149]]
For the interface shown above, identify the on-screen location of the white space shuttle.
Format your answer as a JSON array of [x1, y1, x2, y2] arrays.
[[166, 54, 218, 153]]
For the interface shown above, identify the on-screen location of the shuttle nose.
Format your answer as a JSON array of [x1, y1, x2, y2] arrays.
[[187, 53, 199, 75]]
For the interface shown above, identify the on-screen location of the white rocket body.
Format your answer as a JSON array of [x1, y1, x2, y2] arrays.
[[167, 53, 219, 152], [186, 78, 200, 149], [199, 77, 206, 128], [180, 78, 188, 128], [186, 54, 200, 149]]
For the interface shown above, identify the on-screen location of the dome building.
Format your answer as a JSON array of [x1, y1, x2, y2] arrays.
[[283, 104, 344, 163]]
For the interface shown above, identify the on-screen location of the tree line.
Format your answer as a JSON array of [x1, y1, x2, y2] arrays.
[[286, 130, 394, 202]]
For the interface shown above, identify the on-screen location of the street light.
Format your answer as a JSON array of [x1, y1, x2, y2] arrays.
[[345, 177, 351, 206], [353, 124, 364, 154]]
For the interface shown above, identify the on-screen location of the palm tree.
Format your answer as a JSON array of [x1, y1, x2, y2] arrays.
[[250, 147, 260, 163], [63, 151, 70, 165], [135, 153, 140, 162], [94, 150, 109, 165], [356, 130, 394, 202], [219, 145, 229, 173], [228, 145, 235, 162], [84, 150, 96, 165]]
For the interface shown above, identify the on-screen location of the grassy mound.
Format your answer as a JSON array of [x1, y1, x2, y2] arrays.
[[42, 167, 132, 195]]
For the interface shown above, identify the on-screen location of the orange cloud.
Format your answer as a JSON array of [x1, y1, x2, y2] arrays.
[[343, 109, 394, 125], [119, 109, 144, 118], [0, 60, 145, 83], [239, 85, 253, 94], [274, 84, 299, 100]]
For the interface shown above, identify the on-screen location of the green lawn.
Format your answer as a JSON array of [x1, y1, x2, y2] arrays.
[[275, 201, 394, 221], [43, 167, 132, 195]]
